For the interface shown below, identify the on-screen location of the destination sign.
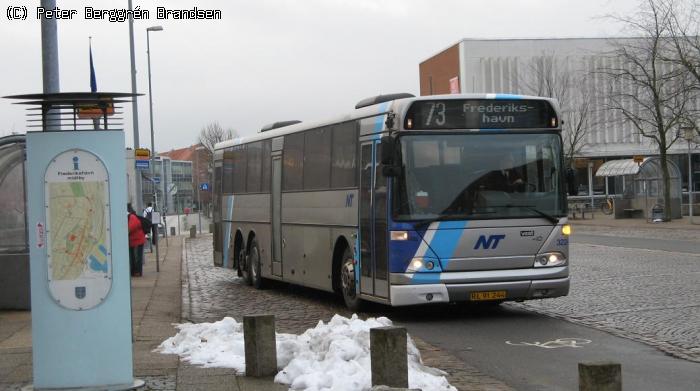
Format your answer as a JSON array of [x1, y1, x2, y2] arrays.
[[405, 99, 557, 130]]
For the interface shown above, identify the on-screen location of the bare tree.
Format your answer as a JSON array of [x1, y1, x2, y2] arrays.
[[600, 0, 695, 220], [517, 53, 594, 168], [666, 0, 700, 133], [198, 122, 237, 157]]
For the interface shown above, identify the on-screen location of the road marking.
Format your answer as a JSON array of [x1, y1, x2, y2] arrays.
[[505, 338, 591, 349]]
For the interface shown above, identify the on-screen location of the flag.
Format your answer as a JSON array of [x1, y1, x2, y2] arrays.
[[89, 40, 97, 93]]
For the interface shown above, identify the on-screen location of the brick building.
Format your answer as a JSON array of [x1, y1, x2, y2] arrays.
[[159, 144, 212, 214]]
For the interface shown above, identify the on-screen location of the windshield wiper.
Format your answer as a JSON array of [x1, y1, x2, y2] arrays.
[[413, 213, 479, 229], [493, 205, 560, 225]]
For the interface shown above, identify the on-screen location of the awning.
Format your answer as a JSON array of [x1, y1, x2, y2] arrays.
[[595, 158, 649, 177]]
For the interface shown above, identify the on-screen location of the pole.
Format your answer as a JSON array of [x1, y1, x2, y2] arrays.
[[689, 139, 694, 224], [196, 150, 202, 233], [145, 29, 160, 272], [153, 180, 160, 273], [128, 0, 142, 212], [40, 0, 60, 130], [162, 160, 169, 246]]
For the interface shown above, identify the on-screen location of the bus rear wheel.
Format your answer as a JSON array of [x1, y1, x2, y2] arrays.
[[238, 249, 252, 285], [249, 239, 264, 289], [340, 248, 363, 312]]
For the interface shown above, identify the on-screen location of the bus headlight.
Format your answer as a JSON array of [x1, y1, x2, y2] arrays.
[[562, 224, 571, 236], [406, 258, 437, 272], [534, 252, 567, 267]]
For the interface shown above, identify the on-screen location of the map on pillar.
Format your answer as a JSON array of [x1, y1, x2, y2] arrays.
[[44, 149, 112, 310]]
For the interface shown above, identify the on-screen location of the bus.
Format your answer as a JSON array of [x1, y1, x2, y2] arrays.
[[212, 93, 571, 310]]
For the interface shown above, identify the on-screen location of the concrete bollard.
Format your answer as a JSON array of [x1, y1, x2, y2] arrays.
[[170, 227, 176, 236], [189, 225, 196, 238], [243, 315, 277, 377], [370, 327, 408, 388], [579, 361, 621, 391]]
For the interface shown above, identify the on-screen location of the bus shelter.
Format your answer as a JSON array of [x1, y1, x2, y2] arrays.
[[0, 135, 29, 309], [595, 157, 682, 220]]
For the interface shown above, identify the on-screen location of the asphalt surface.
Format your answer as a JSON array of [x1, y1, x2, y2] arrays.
[[392, 304, 699, 391], [390, 235, 700, 391]]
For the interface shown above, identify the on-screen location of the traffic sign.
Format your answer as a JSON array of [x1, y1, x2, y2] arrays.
[[135, 159, 150, 170], [153, 176, 160, 184], [135, 148, 150, 160], [200, 183, 209, 191]]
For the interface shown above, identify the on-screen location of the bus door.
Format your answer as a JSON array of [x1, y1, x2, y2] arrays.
[[359, 141, 389, 299], [271, 156, 283, 276]]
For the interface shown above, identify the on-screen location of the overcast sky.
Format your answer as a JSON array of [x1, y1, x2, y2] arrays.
[[0, 0, 640, 151]]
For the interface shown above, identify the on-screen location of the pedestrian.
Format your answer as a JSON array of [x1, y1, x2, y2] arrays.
[[143, 202, 157, 247], [128, 203, 146, 277]]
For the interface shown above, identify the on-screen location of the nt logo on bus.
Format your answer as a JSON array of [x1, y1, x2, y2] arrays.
[[474, 234, 506, 250]]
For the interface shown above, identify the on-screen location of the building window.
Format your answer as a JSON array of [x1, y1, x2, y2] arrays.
[[303, 127, 332, 190]]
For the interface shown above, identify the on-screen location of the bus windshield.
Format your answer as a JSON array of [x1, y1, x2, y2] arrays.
[[394, 133, 566, 222]]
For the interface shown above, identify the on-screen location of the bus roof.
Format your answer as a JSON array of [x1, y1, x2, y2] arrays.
[[214, 93, 560, 150]]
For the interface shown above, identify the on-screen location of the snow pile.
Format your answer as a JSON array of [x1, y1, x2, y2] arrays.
[[157, 314, 456, 391]]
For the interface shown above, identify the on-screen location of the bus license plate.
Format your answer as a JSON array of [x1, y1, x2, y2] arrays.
[[470, 290, 506, 301]]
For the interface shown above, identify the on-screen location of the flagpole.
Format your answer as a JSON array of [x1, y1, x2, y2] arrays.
[[89, 36, 99, 130]]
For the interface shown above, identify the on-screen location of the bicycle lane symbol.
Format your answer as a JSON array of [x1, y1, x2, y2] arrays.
[[505, 338, 592, 349]]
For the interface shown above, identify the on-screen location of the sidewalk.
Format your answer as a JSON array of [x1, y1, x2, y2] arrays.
[[0, 236, 284, 391], [571, 212, 700, 230]]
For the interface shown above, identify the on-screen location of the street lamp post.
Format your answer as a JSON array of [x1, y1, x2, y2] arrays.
[[195, 145, 206, 234], [681, 127, 695, 224], [146, 25, 163, 271]]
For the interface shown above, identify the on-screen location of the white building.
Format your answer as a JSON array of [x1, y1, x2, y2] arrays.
[[419, 38, 699, 195]]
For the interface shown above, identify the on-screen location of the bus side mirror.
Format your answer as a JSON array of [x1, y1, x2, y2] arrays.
[[380, 136, 395, 165], [566, 169, 577, 195]]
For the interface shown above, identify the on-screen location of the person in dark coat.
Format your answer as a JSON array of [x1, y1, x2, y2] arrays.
[[128, 203, 146, 276]]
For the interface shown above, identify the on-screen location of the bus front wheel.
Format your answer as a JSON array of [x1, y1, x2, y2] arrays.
[[340, 248, 363, 312]]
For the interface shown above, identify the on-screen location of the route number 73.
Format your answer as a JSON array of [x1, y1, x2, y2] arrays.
[[426, 102, 446, 126]]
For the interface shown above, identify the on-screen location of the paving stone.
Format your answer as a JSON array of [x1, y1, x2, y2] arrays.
[[183, 235, 513, 390]]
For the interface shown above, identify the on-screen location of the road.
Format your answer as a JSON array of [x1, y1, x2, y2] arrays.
[[391, 232, 700, 390], [185, 232, 700, 390]]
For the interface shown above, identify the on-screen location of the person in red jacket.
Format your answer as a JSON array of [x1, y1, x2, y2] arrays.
[[128, 203, 146, 277]]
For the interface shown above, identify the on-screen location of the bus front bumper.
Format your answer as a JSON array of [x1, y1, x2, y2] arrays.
[[389, 267, 569, 306]]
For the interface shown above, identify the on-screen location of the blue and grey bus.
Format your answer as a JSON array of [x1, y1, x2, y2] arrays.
[[212, 93, 571, 310]]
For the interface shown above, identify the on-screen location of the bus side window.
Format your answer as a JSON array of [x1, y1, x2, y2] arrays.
[[232, 145, 247, 194], [303, 127, 331, 190], [261, 140, 271, 192], [283, 132, 304, 191], [247, 141, 263, 193], [331, 122, 358, 188], [222, 148, 234, 194]]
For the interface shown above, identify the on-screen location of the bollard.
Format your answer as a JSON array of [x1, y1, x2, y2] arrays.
[[209, 223, 214, 233], [170, 226, 176, 236], [243, 315, 277, 377], [370, 327, 408, 388], [189, 225, 196, 238], [579, 361, 621, 391]]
